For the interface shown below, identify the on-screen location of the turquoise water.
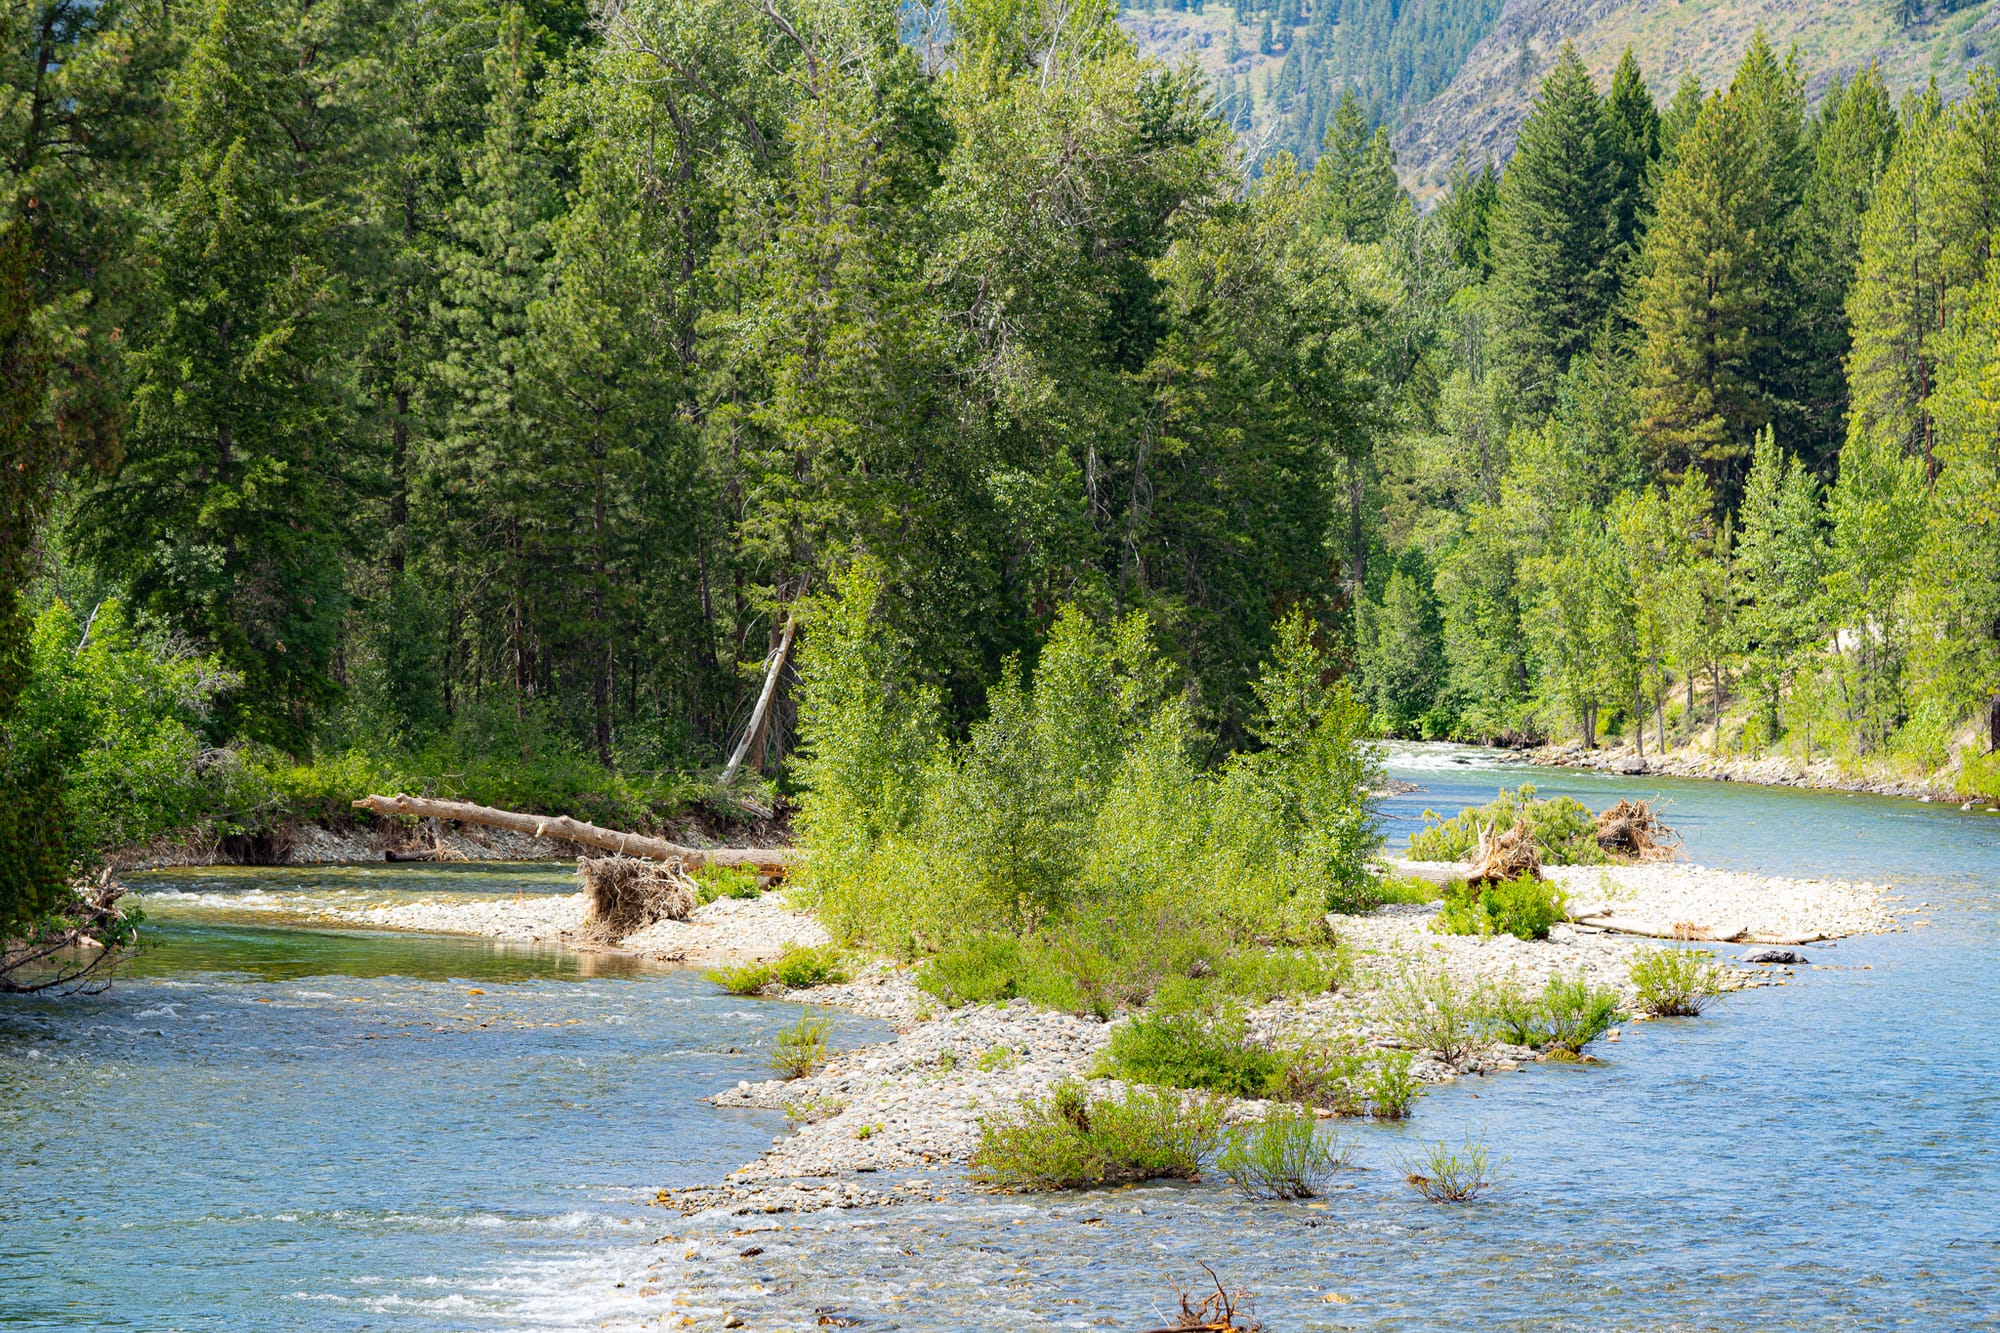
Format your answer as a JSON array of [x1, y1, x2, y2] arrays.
[[4, 753, 1998, 1330]]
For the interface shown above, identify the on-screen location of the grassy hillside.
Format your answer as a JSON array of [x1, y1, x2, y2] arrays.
[[1120, 0, 1508, 168], [1122, 1, 2000, 191]]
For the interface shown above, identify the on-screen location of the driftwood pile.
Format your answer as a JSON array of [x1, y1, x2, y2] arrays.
[[1465, 817, 1543, 885], [577, 855, 697, 944], [1139, 1265, 1262, 1333], [1594, 798, 1680, 861]]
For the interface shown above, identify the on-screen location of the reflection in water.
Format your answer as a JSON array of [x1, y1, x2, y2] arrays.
[[5, 775, 1999, 1330]]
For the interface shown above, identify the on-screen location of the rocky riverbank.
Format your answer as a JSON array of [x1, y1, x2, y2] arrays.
[[1528, 738, 1999, 806]]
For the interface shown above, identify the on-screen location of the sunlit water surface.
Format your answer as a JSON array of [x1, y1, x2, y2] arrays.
[[4, 751, 1999, 1330]]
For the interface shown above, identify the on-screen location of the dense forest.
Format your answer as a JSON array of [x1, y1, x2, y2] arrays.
[[7, 0, 2000, 963]]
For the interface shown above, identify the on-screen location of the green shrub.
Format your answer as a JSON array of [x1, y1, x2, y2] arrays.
[[1100, 1007, 1278, 1098], [1629, 946, 1729, 1016], [1275, 1041, 1424, 1119], [1361, 1049, 1423, 1119], [1382, 966, 1489, 1063], [1408, 785, 1606, 865], [770, 1012, 832, 1079], [1488, 971, 1620, 1054], [975, 1044, 1019, 1072], [705, 960, 774, 995], [968, 1081, 1225, 1190], [1403, 1137, 1499, 1203], [694, 865, 765, 903], [769, 943, 850, 989], [1432, 874, 1567, 941], [915, 934, 1027, 1007], [1213, 946, 1352, 1003], [1535, 972, 1620, 1055], [1215, 1109, 1349, 1199]]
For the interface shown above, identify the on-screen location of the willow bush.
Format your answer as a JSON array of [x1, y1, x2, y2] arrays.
[[794, 565, 1383, 970]]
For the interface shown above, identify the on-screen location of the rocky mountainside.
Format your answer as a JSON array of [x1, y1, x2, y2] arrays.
[[1122, 0, 2000, 193]]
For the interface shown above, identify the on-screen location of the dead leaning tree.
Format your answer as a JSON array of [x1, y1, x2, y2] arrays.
[[348, 794, 794, 875], [720, 607, 798, 788]]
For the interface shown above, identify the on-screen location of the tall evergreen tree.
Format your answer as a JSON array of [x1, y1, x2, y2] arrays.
[[77, 0, 372, 746], [1788, 66, 1896, 475], [1603, 47, 1659, 268], [1486, 43, 1618, 414]]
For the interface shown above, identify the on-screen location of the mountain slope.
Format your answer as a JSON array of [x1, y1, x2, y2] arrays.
[[1393, 0, 2000, 190], [1120, 1, 2000, 191]]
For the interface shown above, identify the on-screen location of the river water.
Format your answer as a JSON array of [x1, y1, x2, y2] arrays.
[[4, 751, 1997, 1330]]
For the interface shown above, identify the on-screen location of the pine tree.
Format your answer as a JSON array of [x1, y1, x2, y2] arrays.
[[1788, 66, 1897, 474], [426, 6, 557, 721], [1437, 149, 1499, 279], [76, 0, 369, 746], [1846, 74, 2000, 482], [1603, 47, 1659, 266], [1635, 74, 1781, 502], [1486, 43, 1618, 414], [1312, 89, 1402, 244]]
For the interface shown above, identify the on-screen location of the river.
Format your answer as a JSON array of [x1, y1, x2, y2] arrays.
[[3, 749, 1997, 1330]]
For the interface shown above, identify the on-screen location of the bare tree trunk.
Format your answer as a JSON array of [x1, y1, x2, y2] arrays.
[[351, 794, 792, 872], [722, 610, 797, 785]]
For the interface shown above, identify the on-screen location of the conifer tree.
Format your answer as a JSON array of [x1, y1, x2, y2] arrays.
[[1486, 43, 1618, 414], [1635, 76, 1778, 502], [1603, 48, 1659, 266], [77, 0, 370, 746], [1312, 90, 1401, 243], [1789, 66, 1896, 474]]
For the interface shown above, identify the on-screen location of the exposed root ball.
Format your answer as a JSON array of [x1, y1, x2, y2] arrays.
[[1596, 799, 1680, 862], [1467, 817, 1542, 885], [579, 856, 696, 943]]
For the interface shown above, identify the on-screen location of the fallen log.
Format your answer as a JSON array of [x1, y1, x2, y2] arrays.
[[349, 793, 794, 874]]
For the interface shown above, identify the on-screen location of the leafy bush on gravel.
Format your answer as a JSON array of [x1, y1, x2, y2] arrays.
[[1408, 785, 1606, 865], [1382, 965, 1491, 1063], [1275, 1040, 1423, 1119], [1216, 1109, 1350, 1199], [693, 865, 764, 903], [770, 1012, 832, 1079], [707, 943, 849, 995], [1629, 946, 1729, 1016], [1433, 873, 1568, 941], [968, 1081, 1225, 1190], [1488, 971, 1620, 1054], [1099, 1006, 1279, 1098]]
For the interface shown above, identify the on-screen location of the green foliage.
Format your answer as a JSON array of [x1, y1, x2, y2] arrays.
[[770, 944, 850, 990], [769, 1011, 832, 1079], [797, 577, 1381, 1001], [1488, 970, 1621, 1053], [1382, 965, 1490, 1063], [1275, 1040, 1424, 1119], [705, 961, 774, 996], [1403, 1137, 1500, 1203], [693, 865, 764, 904], [1100, 1006, 1279, 1098], [3, 601, 233, 938], [706, 944, 848, 995], [967, 1081, 1225, 1190], [1408, 786, 1607, 865], [1434, 874, 1569, 942], [1629, 946, 1730, 1017], [1215, 1109, 1349, 1200]]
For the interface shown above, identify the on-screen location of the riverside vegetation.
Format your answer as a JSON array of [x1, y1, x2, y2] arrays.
[[8, 1, 1996, 986]]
